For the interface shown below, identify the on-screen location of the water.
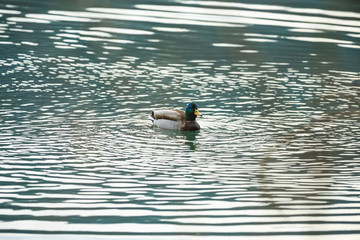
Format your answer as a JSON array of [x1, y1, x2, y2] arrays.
[[1, 0, 360, 239]]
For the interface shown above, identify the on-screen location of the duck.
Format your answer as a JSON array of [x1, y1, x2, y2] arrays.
[[149, 103, 202, 131]]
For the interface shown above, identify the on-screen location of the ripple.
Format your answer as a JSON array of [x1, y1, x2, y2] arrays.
[[26, 13, 97, 22], [180, 0, 360, 19], [286, 36, 353, 44], [89, 27, 153, 35], [7, 17, 50, 23], [153, 27, 190, 32], [212, 43, 244, 47], [0, 9, 21, 15], [2, 220, 360, 234], [136, 4, 360, 33]]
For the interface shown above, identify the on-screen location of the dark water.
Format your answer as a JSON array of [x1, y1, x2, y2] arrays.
[[1, 0, 360, 239]]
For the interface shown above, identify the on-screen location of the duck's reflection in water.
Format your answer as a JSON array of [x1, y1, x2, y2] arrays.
[[182, 130, 200, 151]]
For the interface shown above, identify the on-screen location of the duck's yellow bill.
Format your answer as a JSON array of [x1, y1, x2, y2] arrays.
[[194, 109, 202, 116]]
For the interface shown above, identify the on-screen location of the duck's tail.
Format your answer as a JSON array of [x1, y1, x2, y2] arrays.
[[148, 111, 155, 122]]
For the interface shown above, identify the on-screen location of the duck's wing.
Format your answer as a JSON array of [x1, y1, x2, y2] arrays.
[[151, 109, 184, 122]]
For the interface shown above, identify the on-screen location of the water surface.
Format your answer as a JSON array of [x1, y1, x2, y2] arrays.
[[1, 0, 360, 239]]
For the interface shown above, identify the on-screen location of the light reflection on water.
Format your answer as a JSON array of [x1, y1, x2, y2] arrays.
[[0, 0, 360, 239]]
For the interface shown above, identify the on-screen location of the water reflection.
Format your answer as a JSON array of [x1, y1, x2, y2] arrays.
[[0, 0, 360, 239]]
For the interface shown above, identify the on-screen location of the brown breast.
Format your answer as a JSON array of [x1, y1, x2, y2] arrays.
[[181, 121, 200, 131]]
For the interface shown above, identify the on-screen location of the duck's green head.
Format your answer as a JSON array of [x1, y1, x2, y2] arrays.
[[185, 102, 202, 121]]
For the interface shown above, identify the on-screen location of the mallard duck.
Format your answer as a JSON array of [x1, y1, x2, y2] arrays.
[[150, 103, 202, 131]]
